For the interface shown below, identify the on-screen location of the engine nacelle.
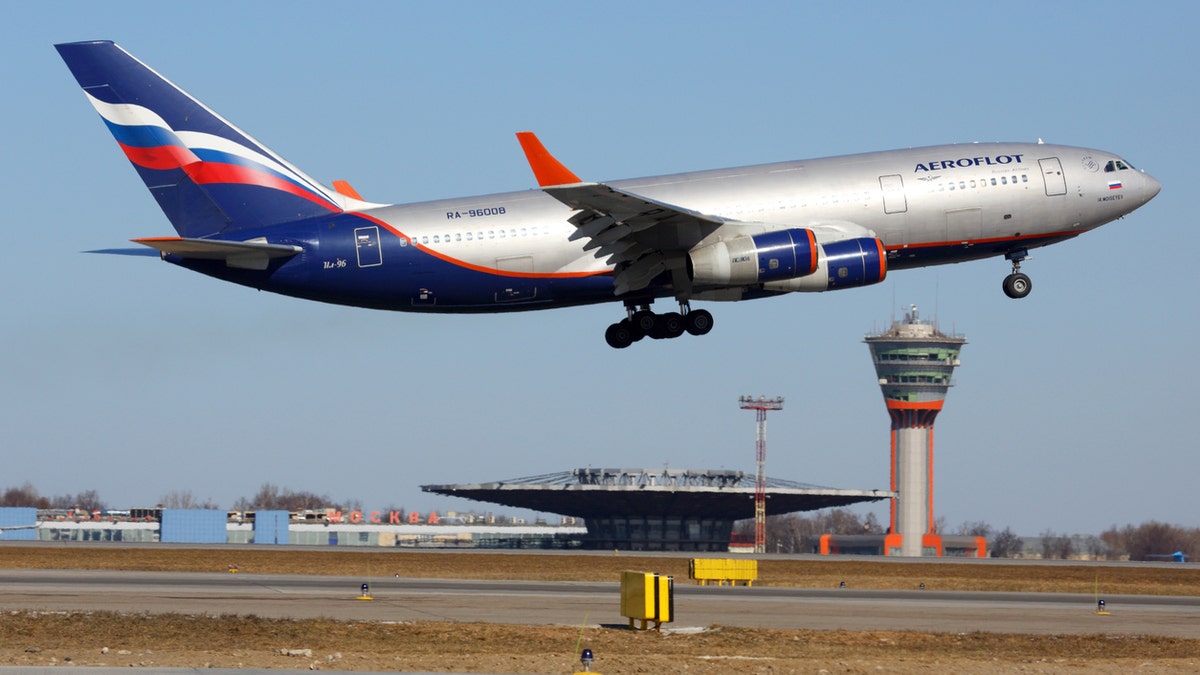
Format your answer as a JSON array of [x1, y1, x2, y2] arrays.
[[763, 237, 887, 292], [688, 228, 818, 286]]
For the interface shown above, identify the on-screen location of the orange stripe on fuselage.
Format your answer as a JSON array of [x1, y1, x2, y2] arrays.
[[885, 230, 1079, 252]]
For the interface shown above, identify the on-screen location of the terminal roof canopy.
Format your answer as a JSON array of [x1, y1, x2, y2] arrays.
[[422, 468, 891, 520]]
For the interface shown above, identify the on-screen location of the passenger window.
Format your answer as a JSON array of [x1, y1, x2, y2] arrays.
[[466, 232, 473, 241], [990, 178, 997, 186], [1001, 176, 1008, 185], [488, 231, 494, 239], [421, 236, 429, 244], [433, 235, 440, 243]]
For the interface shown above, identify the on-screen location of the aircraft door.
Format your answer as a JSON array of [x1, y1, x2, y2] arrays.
[[354, 226, 382, 267], [1038, 158, 1067, 196], [879, 174, 907, 214], [494, 255, 538, 303], [945, 208, 982, 242]]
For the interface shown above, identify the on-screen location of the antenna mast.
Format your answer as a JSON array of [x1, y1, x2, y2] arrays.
[[739, 395, 784, 554]]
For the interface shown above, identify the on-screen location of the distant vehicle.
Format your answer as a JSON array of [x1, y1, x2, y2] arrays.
[[1146, 552, 1190, 563], [57, 41, 1161, 348]]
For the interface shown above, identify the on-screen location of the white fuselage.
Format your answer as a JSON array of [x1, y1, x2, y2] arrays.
[[354, 142, 1155, 299]]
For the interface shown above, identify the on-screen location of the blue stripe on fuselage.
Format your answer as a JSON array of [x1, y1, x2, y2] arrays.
[[167, 214, 621, 312], [886, 233, 1077, 270]]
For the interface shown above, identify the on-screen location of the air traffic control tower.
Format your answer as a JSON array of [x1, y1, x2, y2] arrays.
[[865, 305, 966, 556]]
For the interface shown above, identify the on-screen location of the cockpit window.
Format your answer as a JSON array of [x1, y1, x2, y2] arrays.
[[1104, 159, 1135, 172]]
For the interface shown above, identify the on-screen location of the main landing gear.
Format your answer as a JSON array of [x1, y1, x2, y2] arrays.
[[1002, 250, 1032, 299], [604, 300, 713, 349]]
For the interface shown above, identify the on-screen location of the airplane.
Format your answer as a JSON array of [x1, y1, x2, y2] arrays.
[[56, 41, 1161, 349]]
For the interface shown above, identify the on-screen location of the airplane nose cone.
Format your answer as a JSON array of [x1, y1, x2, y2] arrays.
[[1143, 172, 1162, 201]]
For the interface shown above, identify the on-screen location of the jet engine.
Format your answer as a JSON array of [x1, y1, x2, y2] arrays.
[[688, 228, 818, 286], [763, 237, 887, 292]]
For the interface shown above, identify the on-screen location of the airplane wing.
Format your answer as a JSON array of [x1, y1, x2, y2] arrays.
[[133, 237, 302, 271], [517, 132, 726, 295]]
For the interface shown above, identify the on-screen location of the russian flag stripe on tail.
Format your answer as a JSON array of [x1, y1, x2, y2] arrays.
[[56, 41, 342, 238]]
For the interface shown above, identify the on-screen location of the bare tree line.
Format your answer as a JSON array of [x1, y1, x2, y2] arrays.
[[0, 482, 105, 511], [0, 482, 363, 515], [733, 510, 1196, 560]]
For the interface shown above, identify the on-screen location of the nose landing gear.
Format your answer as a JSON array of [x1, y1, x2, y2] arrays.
[[1002, 250, 1032, 299], [604, 300, 713, 349]]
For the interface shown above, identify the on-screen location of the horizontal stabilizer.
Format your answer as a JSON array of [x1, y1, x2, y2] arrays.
[[85, 247, 162, 257], [133, 236, 302, 271], [332, 180, 364, 200]]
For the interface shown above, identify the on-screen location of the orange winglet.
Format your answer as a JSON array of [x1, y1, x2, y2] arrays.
[[332, 180, 364, 200], [516, 131, 582, 187]]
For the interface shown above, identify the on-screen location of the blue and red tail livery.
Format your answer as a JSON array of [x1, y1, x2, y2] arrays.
[[57, 41, 1161, 348], [57, 40, 342, 238]]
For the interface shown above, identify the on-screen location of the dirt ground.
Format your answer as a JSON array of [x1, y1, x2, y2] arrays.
[[1, 545, 1199, 673]]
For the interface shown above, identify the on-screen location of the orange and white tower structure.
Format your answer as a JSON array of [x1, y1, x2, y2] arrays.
[[865, 306, 964, 557], [739, 395, 784, 554]]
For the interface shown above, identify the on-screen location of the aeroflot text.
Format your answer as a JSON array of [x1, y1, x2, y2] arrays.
[[914, 155, 1024, 172]]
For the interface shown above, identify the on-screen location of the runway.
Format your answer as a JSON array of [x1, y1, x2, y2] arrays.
[[1, 569, 1197, 637]]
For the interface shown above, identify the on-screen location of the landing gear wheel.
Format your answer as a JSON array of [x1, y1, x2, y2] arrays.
[[605, 321, 634, 349], [651, 312, 685, 339], [685, 309, 714, 336], [631, 310, 656, 335], [1003, 272, 1032, 299]]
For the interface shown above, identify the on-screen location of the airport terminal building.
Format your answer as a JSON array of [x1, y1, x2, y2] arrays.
[[423, 468, 891, 551], [0, 507, 585, 549], [1, 468, 889, 552]]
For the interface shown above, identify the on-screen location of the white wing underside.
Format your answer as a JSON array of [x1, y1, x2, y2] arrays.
[[542, 182, 727, 295]]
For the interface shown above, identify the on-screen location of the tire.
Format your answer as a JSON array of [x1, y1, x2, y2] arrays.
[[656, 312, 685, 339], [685, 309, 714, 336], [662, 314, 681, 338], [1002, 273, 1032, 299], [605, 322, 633, 348], [632, 310, 656, 334]]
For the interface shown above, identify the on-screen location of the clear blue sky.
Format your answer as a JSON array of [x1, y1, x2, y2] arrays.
[[3, 2, 1194, 536]]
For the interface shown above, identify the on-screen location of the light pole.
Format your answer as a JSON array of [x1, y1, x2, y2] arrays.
[[739, 395, 784, 554]]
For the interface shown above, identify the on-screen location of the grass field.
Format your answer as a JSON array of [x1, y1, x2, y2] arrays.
[[1, 545, 1198, 673], [2, 545, 1199, 595]]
